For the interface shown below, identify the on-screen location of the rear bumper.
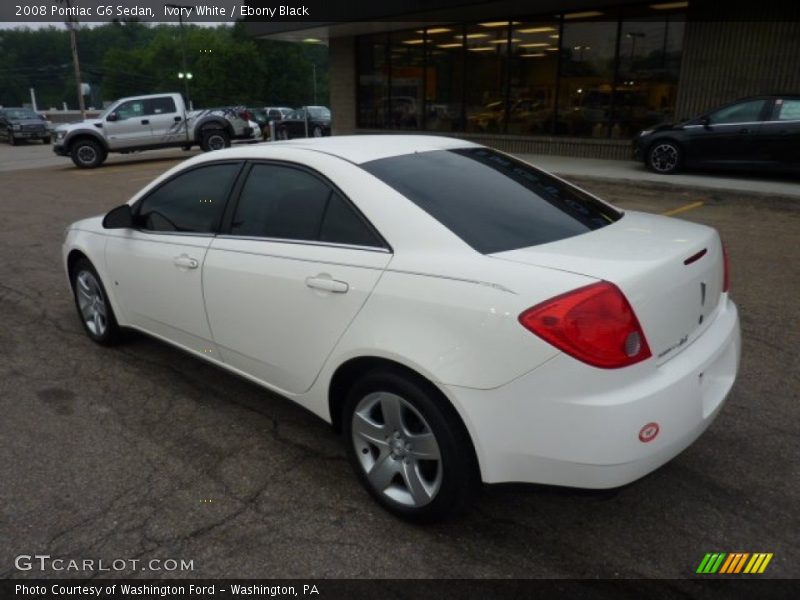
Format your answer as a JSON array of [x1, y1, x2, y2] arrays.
[[446, 296, 741, 488]]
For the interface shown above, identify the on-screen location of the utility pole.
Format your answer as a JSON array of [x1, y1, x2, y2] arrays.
[[62, 0, 86, 118], [312, 63, 317, 105]]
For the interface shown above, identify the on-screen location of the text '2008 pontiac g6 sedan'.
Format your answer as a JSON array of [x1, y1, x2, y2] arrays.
[[63, 135, 740, 522]]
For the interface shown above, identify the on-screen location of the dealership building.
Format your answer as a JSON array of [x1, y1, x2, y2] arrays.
[[248, 0, 800, 158]]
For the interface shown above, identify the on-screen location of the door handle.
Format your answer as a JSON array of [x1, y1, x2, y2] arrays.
[[306, 275, 349, 293], [174, 116, 182, 122], [174, 254, 199, 270], [738, 127, 750, 134], [141, 119, 150, 125]]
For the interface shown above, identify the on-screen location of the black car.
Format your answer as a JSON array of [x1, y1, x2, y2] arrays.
[[633, 95, 800, 174], [275, 106, 331, 139], [0, 107, 51, 145]]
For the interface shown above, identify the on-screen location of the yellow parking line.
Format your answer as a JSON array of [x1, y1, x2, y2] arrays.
[[661, 200, 704, 217]]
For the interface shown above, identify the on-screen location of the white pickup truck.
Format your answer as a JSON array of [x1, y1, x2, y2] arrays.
[[53, 92, 260, 168]]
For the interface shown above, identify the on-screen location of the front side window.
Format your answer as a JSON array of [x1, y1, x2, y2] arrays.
[[136, 163, 240, 233], [709, 100, 766, 125], [231, 164, 383, 247], [362, 148, 620, 254], [115, 100, 145, 121]]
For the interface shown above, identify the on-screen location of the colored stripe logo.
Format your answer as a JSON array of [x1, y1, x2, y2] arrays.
[[696, 553, 773, 574]]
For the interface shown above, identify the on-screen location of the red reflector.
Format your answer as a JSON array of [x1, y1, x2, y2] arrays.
[[639, 422, 660, 443], [518, 281, 652, 369]]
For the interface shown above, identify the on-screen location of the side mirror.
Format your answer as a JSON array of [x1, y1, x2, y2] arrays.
[[102, 204, 134, 229], [106, 113, 118, 122], [700, 115, 711, 128]]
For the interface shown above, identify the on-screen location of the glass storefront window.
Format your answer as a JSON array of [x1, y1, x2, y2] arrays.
[[425, 25, 464, 132], [615, 9, 685, 137], [356, 34, 388, 129], [388, 30, 426, 129], [558, 15, 619, 137], [354, 4, 687, 139], [508, 21, 560, 134], [464, 21, 510, 133]]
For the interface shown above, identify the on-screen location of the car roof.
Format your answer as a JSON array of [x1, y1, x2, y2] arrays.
[[257, 135, 479, 165]]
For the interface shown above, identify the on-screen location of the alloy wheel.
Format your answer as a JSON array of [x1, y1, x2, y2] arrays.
[[77, 145, 97, 166], [76, 270, 107, 336], [351, 391, 443, 508], [650, 143, 679, 173]]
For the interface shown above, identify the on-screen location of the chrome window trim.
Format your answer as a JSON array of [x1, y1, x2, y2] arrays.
[[215, 234, 392, 254]]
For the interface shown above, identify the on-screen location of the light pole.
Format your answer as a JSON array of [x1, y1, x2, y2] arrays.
[[627, 32, 645, 66], [312, 63, 317, 105], [165, 3, 192, 106]]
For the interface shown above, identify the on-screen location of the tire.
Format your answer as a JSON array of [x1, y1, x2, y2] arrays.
[[70, 139, 106, 169], [312, 126, 323, 138], [200, 129, 230, 152], [42, 136, 51, 145], [9, 134, 17, 146], [342, 368, 479, 522], [647, 140, 681, 174], [70, 258, 121, 346]]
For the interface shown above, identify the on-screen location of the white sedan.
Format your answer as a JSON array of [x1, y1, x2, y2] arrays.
[[63, 135, 741, 521]]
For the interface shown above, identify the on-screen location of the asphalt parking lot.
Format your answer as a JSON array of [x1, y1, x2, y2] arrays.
[[1, 142, 798, 580]]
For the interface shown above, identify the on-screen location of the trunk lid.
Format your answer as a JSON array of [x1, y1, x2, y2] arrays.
[[492, 211, 725, 365]]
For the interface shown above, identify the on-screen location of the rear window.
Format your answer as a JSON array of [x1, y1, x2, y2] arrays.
[[361, 148, 621, 254]]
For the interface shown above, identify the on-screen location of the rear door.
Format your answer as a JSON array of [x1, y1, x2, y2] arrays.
[[202, 161, 391, 394], [757, 97, 800, 169], [145, 96, 186, 145]]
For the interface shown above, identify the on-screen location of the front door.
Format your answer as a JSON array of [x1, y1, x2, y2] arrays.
[[684, 98, 768, 167], [104, 98, 153, 150], [105, 161, 243, 356]]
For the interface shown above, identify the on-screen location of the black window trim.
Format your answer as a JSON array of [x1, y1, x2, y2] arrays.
[[131, 159, 247, 236], [217, 159, 393, 253]]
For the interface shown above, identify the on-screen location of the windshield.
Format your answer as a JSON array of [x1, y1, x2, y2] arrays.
[[307, 107, 331, 119], [361, 148, 621, 254], [5, 108, 41, 120]]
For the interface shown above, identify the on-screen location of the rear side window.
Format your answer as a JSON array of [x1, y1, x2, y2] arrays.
[[709, 99, 766, 124], [136, 163, 240, 233], [774, 98, 800, 121], [361, 148, 620, 254], [146, 97, 177, 115], [231, 164, 384, 248]]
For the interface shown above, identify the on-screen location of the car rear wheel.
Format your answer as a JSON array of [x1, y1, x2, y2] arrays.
[[343, 368, 478, 522], [647, 141, 681, 174], [70, 258, 121, 345], [201, 129, 230, 152], [70, 139, 106, 168]]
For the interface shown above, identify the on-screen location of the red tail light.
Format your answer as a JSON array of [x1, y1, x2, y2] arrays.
[[240, 110, 253, 121], [519, 282, 652, 369], [722, 242, 730, 293]]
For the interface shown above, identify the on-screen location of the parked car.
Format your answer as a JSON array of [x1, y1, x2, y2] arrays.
[[633, 95, 800, 174], [53, 93, 259, 168], [250, 106, 293, 138], [275, 106, 331, 139], [63, 135, 740, 522], [0, 107, 51, 144]]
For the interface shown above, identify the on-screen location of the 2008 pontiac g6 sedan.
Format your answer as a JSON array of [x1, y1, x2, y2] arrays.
[[63, 135, 741, 521]]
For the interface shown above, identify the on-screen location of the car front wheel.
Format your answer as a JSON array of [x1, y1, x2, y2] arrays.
[[343, 368, 478, 522], [71, 258, 121, 345], [647, 140, 681, 174], [70, 139, 106, 168]]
